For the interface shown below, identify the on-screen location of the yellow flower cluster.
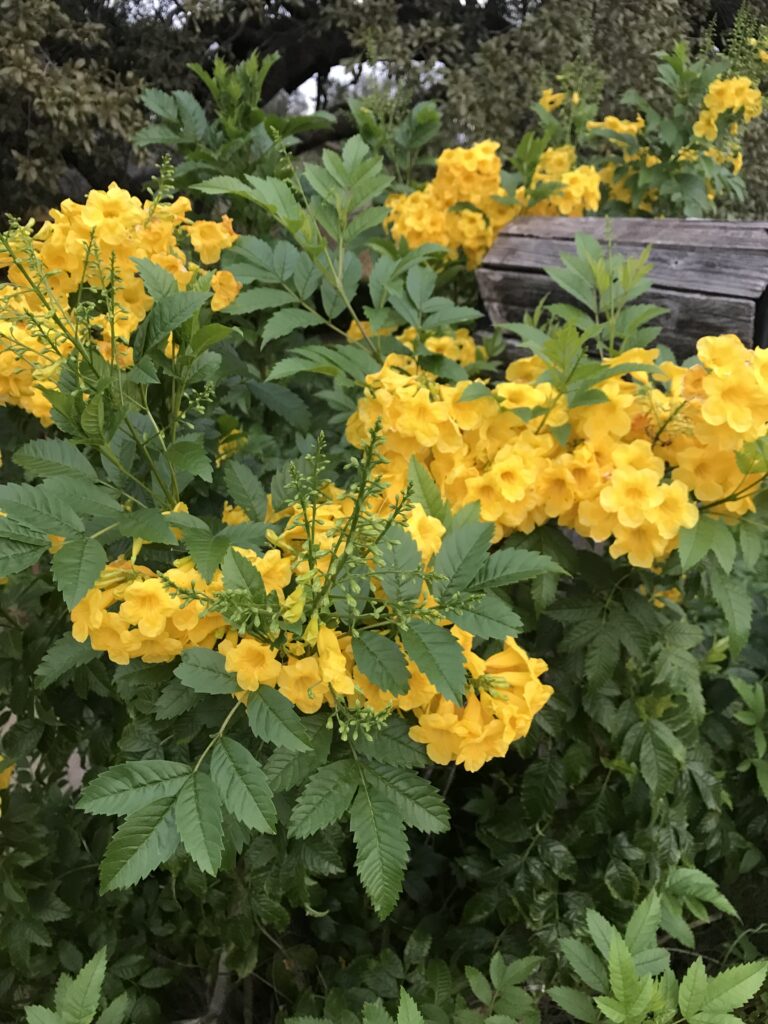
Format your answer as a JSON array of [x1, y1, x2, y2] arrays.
[[0, 184, 238, 424], [385, 139, 601, 267], [69, 487, 553, 771], [693, 76, 762, 142], [347, 333, 768, 569]]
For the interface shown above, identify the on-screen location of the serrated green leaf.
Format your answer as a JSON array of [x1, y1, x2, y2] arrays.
[[99, 796, 179, 893], [703, 960, 768, 1013], [95, 992, 129, 1024], [350, 787, 408, 919], [247, 687, 311, 751], [288, 759, 359, 838], [211, 738, 276, 833], [401, 621, 466, 705], [14, 438, 97, 482], [432, 520, 493, 596], [183, 526, 230, 582], [407, 457, 449, 523], [24, 1008, 60, 1024], [144, 291, 211, 350], [465, 965, 493, 1005], [625, 892, 661, 954], [363, 763, 449, 834], [352, 632, 409, 696], [472, 547, 564, 589], [223, 460, 267, 521], [680, 958, 708, 1018], [0, 518, 50, 576], [117, 509, 178, 546], [448, 591, 522, 640], [560, 938, 609, 993], [225, 286, 295, 314], [548, 986, 600, 1023], [174, 648, 236, 694], [262, 308, 325, 345], [57, 946, 106, 1024], [166, 436, 212, 482], [35, 635, 100, 690], [52, 538, 107, 609], [78, 761, 190, 817], [396, 990, 425, 1024], [175, 772, 223, 875], [0, 482, 84, 537]]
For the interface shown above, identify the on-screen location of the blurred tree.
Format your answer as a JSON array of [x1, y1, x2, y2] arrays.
[[1, 0, 767, 218]]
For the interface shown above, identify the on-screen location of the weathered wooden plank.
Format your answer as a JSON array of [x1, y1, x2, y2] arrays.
[[496, 216, 768, 250], [484, 235, 768, 299], [477, 267, 757, 356]]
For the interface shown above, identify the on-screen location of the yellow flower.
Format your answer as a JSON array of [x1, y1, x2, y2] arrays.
[[185, 216, 238, 264], [210, 270, 241, 311], [0, 763, 15, 790], [222, 501, 249, 526], [538, 88, 566, 112], [282, 585, 306, 624], [405, 503, 446, 560], [118, 578, 177, 638], [278, 656, 326, 713], [223, 637, 281, 691], [316, 626, 355, 695]]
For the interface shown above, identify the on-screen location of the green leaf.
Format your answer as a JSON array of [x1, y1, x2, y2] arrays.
[[355, 716, 427, 769], [704, 961, 768, 1014], [24, 1009, 60, 1024], [95, 993, 129, 1024], [184, 526, 230, 582], [221, 549, 267, 597], [352, 633, 409, 696], [350, 787, 408, 919], [52, 538, 107, 610], [133, 258, 178, 300], [709, 564, 752, 657], [0, 518, 51, 576], [15, 438, 97, 482], [680, 958, 709, 1019], [262, 308, 325, 345], [401, 621, 466, 705], [223, 460, 267, 521], [448, 591, 523, 640], [247, 687, 311, 751], [560, 938, 609, 993], [174, 649, 236, 694], [57, 947, 106, 1024], [0, 482, 84, 537], [432, 520, 493, 596], [250, 380, 311, 433], [267, 343, 378, 383], [225, 286, 295, 314], [288, 759, 359, 838], [407, 456, 449, 522], [174, 772, 224, 875], [35, 634, 100, 690], [465, 965, 493, 1004], [378, 525, 422, 602], [363, 763, 449, 834], [166, 435, 213, 483], [210, 738, 276, 833], [607, 935, 648, 1013], [99, 795, 179, 893], [625, 892, 661, 955], [639, 723, 682, 795], [144, 291, 211, 350], [548, 987, 600, 1023], [472, 547, 564, 589], [679, 516, 735, 572], [117, 509, 178, 546], [396, 991, 425, 1024], [78, 761, 190, 817]]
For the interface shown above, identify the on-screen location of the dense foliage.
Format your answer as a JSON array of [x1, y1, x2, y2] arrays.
[[2, 23, 768, 1024]]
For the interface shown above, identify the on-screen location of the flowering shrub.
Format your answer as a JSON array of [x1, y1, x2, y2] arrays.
[[2, 87, 768, 1021], [385, 44, 767, 266]]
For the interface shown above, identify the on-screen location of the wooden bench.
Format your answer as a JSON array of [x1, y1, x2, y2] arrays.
[[477, 217, 768, 356]]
